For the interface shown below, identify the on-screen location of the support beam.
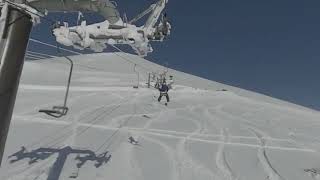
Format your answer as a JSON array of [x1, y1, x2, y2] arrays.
[[0, 5, 33, 165], [28, 0, 121, 24]]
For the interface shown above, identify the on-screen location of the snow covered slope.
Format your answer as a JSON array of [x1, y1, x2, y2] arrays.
[[0, 53, 320, 180]]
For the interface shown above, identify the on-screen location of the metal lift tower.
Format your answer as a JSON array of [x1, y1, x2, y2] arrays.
[[0, 1, 33, 165], [0, 0, 169, 165], [0, 0, 121, 166]]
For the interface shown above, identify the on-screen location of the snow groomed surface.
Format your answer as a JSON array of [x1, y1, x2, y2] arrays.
[[0, 53, 320, 180]]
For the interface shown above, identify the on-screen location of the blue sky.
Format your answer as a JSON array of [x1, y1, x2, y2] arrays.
[[29, 0, 320, 110]]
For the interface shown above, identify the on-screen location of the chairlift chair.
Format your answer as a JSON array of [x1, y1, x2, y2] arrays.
[[39, 106, 69, 118], [39, 56, 73, 118]]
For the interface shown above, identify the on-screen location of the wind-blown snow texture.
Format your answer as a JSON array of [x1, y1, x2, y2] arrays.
[[0, 53, 320, 180]]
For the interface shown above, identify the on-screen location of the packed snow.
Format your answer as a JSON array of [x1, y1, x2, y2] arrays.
[[0, 53, 320, 180]]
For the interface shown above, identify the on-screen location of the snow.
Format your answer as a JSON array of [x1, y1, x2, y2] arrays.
[[53, 21, 152, 55], [52, 0, 170, 57], [0, 53, 320, 180]]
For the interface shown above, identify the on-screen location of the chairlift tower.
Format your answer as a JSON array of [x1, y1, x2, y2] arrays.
[[0, 0, 170, 166], [0, 0, 122, 166], [0, 1, 35, 166]]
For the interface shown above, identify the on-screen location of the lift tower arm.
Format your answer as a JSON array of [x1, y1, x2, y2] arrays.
[[27, 0, 122, 24], [129, 3, 156, 24]]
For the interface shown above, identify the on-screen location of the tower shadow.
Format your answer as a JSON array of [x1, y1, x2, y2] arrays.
[[8, 146, 111, 180]]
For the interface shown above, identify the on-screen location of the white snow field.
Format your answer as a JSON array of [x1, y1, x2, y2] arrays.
[[1, 53, 320, 180]]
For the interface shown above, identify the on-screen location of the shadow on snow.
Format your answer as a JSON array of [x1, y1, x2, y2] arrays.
[[8, 146, 111, 180]]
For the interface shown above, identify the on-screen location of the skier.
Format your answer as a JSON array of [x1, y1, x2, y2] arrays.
[[158, 83, 170, 104], [129, 136, 139, 145]]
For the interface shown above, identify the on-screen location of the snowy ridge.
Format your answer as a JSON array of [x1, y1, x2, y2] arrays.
[[0, 53, 319, 180]]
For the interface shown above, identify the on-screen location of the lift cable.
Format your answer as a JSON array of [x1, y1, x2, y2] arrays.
[[26, 50, 59, 58], [29, 38, 82, 55], [95, 95, 139, 153], [45, 96, 132, 148]]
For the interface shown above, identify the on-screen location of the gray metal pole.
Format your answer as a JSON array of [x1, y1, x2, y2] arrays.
[[63, 56, 73, 108], [28, 0, 121, 24], [133, 64, 139, 88], [39, 56, 73, 117], [0, 6, 33, 165], [148, 72, 151, 88]]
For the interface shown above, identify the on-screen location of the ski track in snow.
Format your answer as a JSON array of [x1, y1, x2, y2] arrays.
[[19, 84, 149, 92], [202, 106, 224, 134], [175, 106, 218, 180], [4, 93, 135, 180], [7, 82, 320, 180], [7, 102, 316, 180], [128, 145, 144, 180], [14, 102, 299, 146], [216, 128, 237, 180], [17, 92, 100, 116], [249, 128, 284, 180], [129, 100, 184, 180], [4, 53, 320, 180], [12, 116, 317, 153], [142, 136, 181, 180], [137, 104, 218, 180], [289, 132, 320, 152]]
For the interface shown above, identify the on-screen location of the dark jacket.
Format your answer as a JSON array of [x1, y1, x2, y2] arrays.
[[159, 84, 169, 93]]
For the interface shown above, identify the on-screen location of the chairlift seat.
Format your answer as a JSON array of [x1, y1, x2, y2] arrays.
[[53, 106, 69, 114], [39, 106, 69, 118]]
